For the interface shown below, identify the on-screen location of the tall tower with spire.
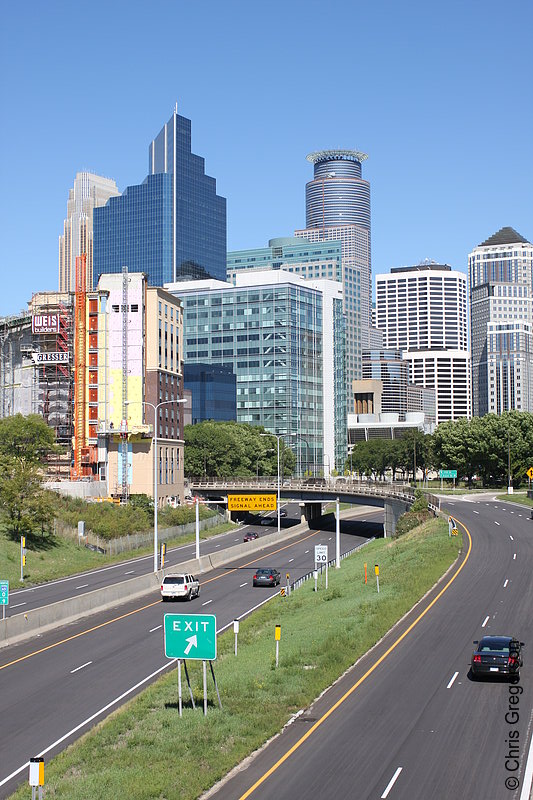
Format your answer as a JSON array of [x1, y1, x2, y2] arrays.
[[295, 149, 372, 409]]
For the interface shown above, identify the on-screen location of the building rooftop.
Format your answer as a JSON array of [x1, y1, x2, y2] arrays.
[[479, 227, 530, 247], [390, 263, 452, 274], [306, 149, 368, 165]]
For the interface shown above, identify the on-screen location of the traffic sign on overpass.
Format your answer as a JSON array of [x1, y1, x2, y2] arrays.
[[228, 493, 276, 511], [164, 614, 217, 660]]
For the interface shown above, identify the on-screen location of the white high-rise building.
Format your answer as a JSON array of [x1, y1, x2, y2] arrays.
[[375, 261, 470, 424], [469, 227, 533, 416], [59, 172, 119, 292]]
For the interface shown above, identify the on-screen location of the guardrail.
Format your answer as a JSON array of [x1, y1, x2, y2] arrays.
[[291, 538, 375, 592], [190, 477, 415, 503]]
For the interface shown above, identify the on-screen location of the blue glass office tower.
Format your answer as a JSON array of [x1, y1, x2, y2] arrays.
[[149, 106, 226, 282], [94, 174, 172, 286], [94, 105, 226, 287]]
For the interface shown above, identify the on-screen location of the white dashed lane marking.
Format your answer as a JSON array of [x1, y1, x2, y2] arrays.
[[482, 616, 490, 628], [70, 661, 92, 674], [149, 625, 162, 633], [447, 671, 459, 689], [504, 579, 509, 588], [75, 584, 89, 589], [494, 522, 500, 526]]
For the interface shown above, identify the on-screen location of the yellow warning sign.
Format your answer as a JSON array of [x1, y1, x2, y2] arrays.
[[227, 493, 277, 512], [526, 467, 533, 480]]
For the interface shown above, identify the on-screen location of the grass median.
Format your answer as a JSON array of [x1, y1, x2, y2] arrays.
[[8, 517, 461, 800]]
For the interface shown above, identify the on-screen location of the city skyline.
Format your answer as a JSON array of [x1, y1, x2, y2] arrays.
[[1, 0, 532, 316]]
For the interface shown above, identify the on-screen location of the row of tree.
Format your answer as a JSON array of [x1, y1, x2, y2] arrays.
[[2, 411, 532, 536], [348, 412, 533, 487]]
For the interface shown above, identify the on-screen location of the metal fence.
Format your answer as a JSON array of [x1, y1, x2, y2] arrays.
[[291, 538, 375, 592], [56, 513, 225, 556]]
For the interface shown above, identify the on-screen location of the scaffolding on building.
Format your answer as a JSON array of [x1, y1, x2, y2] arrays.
[[30, 292, 74, 478]]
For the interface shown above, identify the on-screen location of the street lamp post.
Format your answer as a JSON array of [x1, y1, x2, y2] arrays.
[[260, 432, 296, 533], [126, 397, 187, 573]]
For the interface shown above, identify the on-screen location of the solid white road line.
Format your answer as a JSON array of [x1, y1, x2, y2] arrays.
[[447, 671, 459, 689], [0, 662, 173, 789], [124, 571, 135, 575], [239, 583, 248, 588], [149, 625, 162, 633], [75, 584, 89, 589], [494, 522, 500, 526], [202, 599, 213, 606], [504, 579, 509, 588], [482, 616, 490, 628], [70, 661, 92, 674], [520, 714, 533, 800], [381, 767, 403, 798]]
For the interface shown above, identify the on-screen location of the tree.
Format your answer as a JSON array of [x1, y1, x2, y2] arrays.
[[0, 414, 59, 537], [184, 421, 295, 478], [0, 414, 58, 465]]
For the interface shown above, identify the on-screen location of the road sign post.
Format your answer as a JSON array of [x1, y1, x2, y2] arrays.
[[315, 544, 328, 590], [375, 564, 380, 594], [275, 624, 281, 667], [0, 579, 8, 620], [336, 497, 341, 567], [233, 619, 239, 656], [29, 757, 44, 800], [20, 536, 26, 581]]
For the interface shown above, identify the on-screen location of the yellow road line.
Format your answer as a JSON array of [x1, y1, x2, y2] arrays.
[[237, 520, 472, 799], [0, 528, 324, 671]]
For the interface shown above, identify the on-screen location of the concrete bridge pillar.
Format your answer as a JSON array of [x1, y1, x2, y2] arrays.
[[384, 499, 411, 537], [299, 502, 323, 525]]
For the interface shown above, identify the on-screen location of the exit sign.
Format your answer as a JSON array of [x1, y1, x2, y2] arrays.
[[164, 614, 217, 660], [0, 580, 8, 605]]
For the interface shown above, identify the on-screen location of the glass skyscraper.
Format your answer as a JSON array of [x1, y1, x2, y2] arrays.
[[166, 270, 347, 475], [94, 174, 172, 286], [149, 105, 226, 282], [94, 105, 226, 287], [295, 149, 372, 412]]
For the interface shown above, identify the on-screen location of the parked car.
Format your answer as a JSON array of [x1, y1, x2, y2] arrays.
[[161, 573, 200, 602], [471, 636, 523, 680], [260, 517, 275, 526], [243, 531, 259, 542], [253, 568, 281, 587]]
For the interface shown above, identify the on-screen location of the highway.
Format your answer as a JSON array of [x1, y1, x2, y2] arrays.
[[206, 497, 533, 800], [5, 504, 303, 617], [0, 505, 383, 799]]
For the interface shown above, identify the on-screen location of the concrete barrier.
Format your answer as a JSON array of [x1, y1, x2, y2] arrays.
[[0, 508, 372, 649]]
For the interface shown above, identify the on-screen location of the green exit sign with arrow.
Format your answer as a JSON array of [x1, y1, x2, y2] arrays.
[[164, 614, 217, 660]]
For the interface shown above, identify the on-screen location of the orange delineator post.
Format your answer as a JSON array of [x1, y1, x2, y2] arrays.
[[72, 255, 87, 479]]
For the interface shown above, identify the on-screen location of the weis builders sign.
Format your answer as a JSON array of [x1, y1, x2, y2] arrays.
[[32, 314, 60, 334]]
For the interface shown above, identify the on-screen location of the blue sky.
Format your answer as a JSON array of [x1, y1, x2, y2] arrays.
[[1, 0, 532, 316]]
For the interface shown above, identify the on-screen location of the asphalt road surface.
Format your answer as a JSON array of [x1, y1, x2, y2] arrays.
[[5, 503, 304, 617], [205, 496, 533, 800], [0, 507, 383, 798]]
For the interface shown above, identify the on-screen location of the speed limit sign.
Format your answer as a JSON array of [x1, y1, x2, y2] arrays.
[[315, 544, 328, 564]]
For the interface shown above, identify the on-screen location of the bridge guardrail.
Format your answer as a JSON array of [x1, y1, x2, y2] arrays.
[[190, 478, 415, 504]]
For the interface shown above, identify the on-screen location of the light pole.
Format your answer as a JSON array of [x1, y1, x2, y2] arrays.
[[126, 397, 187, 573], [260, 432, 296, 533]]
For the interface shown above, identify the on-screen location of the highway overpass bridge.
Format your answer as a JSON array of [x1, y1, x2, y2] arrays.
[[189, 478, 431, 537]]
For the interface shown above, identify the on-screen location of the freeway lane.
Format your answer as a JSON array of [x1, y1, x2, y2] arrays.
[[5, 503, 304, 617], [206, 499, 533, 800], [0, 509, 383, 799]]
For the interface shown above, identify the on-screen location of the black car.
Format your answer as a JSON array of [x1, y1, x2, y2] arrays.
[[471, 636, 523, 680], [253, 568, 281, 587], [279, 509, 287, 517], [243, 531, 259, 542]]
